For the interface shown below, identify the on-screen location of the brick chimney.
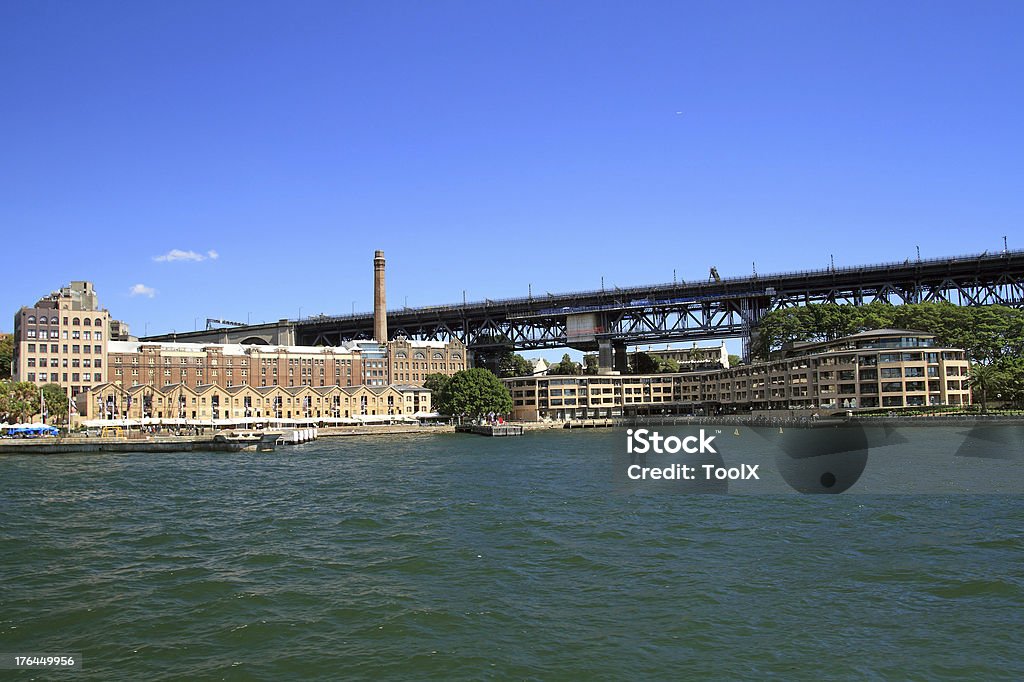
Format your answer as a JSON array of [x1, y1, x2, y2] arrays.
[[373, 250, 387, 342]]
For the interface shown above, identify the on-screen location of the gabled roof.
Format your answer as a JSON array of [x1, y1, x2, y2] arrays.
[[392, 384, 429, 392], [160, 382, 192, 391]]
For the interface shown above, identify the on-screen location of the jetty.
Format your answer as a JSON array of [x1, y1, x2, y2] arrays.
[[456, 424, 525, 437], [0, 432, 282, 455]]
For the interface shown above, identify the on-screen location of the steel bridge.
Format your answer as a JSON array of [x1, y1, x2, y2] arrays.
[[144, 250, 1024, 362]]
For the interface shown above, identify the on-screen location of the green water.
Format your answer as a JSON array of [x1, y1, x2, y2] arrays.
[[1, 428, 1022, 680]]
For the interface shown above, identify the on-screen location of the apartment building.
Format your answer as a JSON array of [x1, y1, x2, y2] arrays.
[[11, 282, 129, 397], [504, 330, 972, 420]]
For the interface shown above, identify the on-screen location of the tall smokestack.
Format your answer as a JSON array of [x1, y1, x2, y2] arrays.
[[373, 250, 387, 342]]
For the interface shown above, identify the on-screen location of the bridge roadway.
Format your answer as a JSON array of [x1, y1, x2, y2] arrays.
[[144, 250, 1024, 360]]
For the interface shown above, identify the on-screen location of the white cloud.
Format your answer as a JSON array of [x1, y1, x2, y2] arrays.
[[153, 248, 219, 262], [129, 284, 156, 298]]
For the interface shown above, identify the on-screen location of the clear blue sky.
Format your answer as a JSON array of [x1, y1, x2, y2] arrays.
[[3, 1, 1022, 358]]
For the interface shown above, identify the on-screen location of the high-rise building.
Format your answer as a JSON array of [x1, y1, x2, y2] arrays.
[[11, 282, 128, 397]]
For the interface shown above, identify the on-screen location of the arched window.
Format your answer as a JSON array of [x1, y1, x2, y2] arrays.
[[433, 352, 444, 359], [396, 352, 407, 359], [84, 318, 92, 326], [414, 352, 425, 360], [94, 318, 102, 326], [452, 353, 462, 360], [27, 315, 36, 324], [72, 317, 80, 325]]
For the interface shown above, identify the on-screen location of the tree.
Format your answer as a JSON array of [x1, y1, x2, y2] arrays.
[[422, 373, 451, 396], [0, 381, 40, 423], [40, 384, 68, 425], [437, 368, 513, 420], [548, 353, 582, 375], [496, 352, 533, 378], [968, 362, 999, 414], [658, 357, 679, 373], [0, 335, 13, 380], [630, 352, 659, 374], [728, 354, 743, 368], [583, 355, 599, 375]]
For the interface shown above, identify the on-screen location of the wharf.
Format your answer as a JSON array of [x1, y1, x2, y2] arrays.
[[319, 424, 455, 437], [562, 416, 849, 429], [0, 433, 281, 455], [561, 414, 1024, 429], [456, 424, 525, 437]]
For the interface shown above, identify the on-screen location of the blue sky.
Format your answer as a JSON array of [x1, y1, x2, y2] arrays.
[[3, 1, 1022, 359]]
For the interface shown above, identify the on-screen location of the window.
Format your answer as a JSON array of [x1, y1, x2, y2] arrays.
[[83, 318, 91, 326], [94, 318, 102, 326]]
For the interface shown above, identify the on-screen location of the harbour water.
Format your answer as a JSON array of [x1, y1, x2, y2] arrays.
[[1, 428, 1022, 679]]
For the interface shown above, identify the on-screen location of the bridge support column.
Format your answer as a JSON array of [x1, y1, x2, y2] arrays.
[[613, 342, 629, 374], [597, 339, 614, 375]]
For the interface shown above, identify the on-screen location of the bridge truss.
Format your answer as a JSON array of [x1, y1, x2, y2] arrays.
[[296, 251, 1024, 356]]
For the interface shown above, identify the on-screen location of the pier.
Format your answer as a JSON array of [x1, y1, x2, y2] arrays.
[[456, 424, 525, 437], [0, 432, 282, 455]]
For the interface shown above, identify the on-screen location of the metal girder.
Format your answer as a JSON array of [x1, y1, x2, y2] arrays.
[[266, 250, 1024, 351]]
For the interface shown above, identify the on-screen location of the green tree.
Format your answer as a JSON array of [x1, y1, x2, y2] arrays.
[[496, 352, 533, 378], [437, 368, 513, 420], [996, 356, 1024, 408], [422, 373, 451, 396], [0, 381, 40, 423], [583, 355, 599, 375], [658, 357, 679, 373], [40, 384, 69, 425], [548, 353, 582, 375], [630, 352, 659, 374], [968, 362, 999, 414], [728, 354, 743, 368], [0, 335, 13, 380]]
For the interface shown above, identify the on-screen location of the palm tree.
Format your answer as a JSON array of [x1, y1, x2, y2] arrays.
[[968, 362, 999, 414]]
